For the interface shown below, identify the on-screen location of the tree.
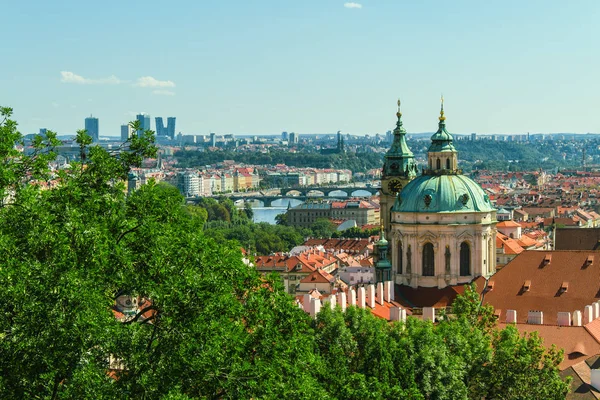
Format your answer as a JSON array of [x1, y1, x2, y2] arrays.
[[274, 212, 288, 226], [0, 109, 326, 399]]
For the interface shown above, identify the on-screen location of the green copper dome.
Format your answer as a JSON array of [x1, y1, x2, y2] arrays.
[[393, 174, 495, 213]]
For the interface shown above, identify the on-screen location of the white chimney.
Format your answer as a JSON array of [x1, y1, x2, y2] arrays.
[[506, 309, 517, 323], [573, 310, 583, 326], [349, 288, 357, 307], [527, 310, 543, 325], [323, 295, 336, 310], [591, 370, 600, 391], [390, 307, 401, 321], [303, 294, 312, 313], [309, 298, 321, 318], [337, 291, 347, 312], [384, 281, 392, 302], [400, 308, 407, 322], [423, 307, 435, 322], [595, 302, 600, 319], [368, 285, 376, 308], [358, 287, 366, 308], [557, 312, 572, 326], [377, 282, 384, 305], [585, 305, 594, 324]]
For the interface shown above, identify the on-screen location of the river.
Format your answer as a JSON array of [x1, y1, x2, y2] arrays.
[[247, 190, 375, 225]]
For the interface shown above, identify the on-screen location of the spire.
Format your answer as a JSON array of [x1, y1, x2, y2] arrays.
[[395, 99, 404, 129], [439, 94, 446, 122]]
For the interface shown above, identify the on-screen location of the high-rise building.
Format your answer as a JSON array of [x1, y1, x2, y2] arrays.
[[289, 132, 298, 145], [85, 115, 99, 142], [281, 131, 289, 141], [136, 113, 151, 137], [121, 124, 133, 142], [167, 117, 176, 139], [210, 132, 216, 147], [155, 117, 176, 139]]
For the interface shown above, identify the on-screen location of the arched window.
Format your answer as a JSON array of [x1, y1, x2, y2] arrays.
[[446, 158, 451, 169], [460, 242, 470, 276], [436, 158, 441, 170], [422, 243, 434, 276], [398, 242, 403, 274]]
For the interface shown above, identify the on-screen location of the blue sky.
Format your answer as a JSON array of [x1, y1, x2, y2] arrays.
[[1, 0, 599, 136]]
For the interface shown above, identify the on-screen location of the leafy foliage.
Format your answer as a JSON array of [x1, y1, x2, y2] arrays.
[[0, 108, 570, 399]]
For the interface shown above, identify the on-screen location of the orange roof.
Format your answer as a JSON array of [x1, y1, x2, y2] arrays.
[[498, 323, 600, 370], [484, 251, 600, 325], [300, 269, 335, 284], [496, 233, 524, 255], [496, 220, 522, 228]]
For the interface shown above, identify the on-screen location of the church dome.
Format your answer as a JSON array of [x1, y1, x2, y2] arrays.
[[394, 174, 495, 213]]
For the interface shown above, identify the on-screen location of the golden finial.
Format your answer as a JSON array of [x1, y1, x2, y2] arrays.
[[439, 94, 446, 122], [396, 98, 402, 118]]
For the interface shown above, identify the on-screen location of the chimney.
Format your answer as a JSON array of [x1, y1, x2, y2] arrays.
[[349, 288, 357, 307], [377, 282, 384, 305], [358, 287, 366, 308], [573, 310, 583, 326], [527, 311, 543, 325], [384, 281, 392, 302], [557, 311, 572, 326], [303, 294, 312, 313], [585, 305, 594, 324], [506, 309, 517, 323], [486, 281, 495, 292], [594, 302, 600, 320], [309, 297, 321, 318], [591, 370, 600, 392], [324, 295, 336, 310], [390, 307, 400, 321], [367, 285, 376, 308], [337, 291, 347, 312], [423, 307, 435, 322]]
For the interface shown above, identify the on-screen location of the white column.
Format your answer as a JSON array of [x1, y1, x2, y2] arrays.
[[384, 281, 392, 302], [377, 282, 384, 305], [506, 310, 517, 323], [309, 298, 321, 318], [337, 291, 347, 312], [423, 307, 435, 322], [358, 287, 366, 308], [367, 285, 376, 308], [349, 289, 356, 307], [573, 310, 583, 326], [584, 305, 594, 324]]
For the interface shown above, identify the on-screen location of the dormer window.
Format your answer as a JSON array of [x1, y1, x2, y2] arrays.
[[523, 280, 531, 292]]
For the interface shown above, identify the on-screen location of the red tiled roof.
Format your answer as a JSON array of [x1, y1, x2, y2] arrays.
[[484, 251, 600, 325]]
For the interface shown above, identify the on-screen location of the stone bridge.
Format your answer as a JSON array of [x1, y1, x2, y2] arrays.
[[189, 186, 380, 207]]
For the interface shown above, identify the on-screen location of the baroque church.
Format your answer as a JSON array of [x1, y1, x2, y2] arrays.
[[378, 99, 497, 289]]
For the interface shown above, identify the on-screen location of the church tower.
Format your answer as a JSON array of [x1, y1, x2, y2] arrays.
[[380, 100, 417, 238], [390, 98, 497, 289]]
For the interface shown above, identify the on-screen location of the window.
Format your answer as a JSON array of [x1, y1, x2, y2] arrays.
[[446, 158, 450, 169], [436, 158, 441, 170], [460, 242, 470, 276], [398, 242, 403, 274], [422, 243, 434, 276]]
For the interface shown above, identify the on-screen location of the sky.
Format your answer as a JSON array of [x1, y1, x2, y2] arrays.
[[1, 0, 599, 136]]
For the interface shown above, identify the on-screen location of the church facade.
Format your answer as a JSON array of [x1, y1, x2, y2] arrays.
[[380, 100, 497, 289]]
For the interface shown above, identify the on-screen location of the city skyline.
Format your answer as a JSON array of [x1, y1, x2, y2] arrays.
[[2, 1, 599, 136]]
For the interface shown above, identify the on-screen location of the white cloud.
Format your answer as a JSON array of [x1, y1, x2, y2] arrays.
[[60, 71, 122, 85], [152, 90, 176, 96], [135, 76, 176, 88], [344, 2, 362, 8]]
